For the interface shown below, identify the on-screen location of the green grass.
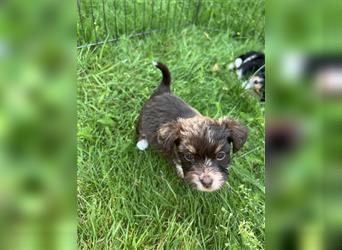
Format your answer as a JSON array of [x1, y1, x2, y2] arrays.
[[77, 26, 264, 249], [78, 0, 265, 247]]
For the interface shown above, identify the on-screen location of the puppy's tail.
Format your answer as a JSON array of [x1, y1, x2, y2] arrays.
[[152, 61, 171, 94]]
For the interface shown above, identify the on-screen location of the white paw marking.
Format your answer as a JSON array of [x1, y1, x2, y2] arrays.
[[152, 61, 158, 66], [137, 139, 148, 151], [235, 58, 243, 68], [175, 164, 184, 178]]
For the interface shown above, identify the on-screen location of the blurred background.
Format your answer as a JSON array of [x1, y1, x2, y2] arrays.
[[0, 0, 75, 249], [267, 0, 342, 249]]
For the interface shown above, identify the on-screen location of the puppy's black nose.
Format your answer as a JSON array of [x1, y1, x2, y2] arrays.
[[200, 176, 213, 188]]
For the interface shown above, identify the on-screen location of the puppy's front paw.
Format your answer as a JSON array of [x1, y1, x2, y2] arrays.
[[175, 164, 184, 178], [137, 139, 149, 151]]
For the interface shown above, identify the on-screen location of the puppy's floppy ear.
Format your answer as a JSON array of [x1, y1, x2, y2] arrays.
[[157, 121, 180, 153], [219, 118, 248, 153]]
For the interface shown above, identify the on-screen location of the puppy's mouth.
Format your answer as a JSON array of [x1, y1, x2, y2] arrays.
[[184, 171, 226, 192]]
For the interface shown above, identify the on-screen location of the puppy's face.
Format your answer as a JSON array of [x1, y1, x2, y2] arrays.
[[176, 124, 230, 192], [245, 75, 265, 92], [158, 117, 247, 192]]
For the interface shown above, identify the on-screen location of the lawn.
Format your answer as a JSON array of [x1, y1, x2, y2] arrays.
[[77, 1, 265, 249]]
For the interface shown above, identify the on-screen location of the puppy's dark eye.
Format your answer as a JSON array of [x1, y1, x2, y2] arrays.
[[216, 151, 226, 161], [184, 153, 194, 162]]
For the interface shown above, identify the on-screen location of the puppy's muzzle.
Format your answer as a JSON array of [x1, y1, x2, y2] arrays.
[[199, 175, 213, 188]]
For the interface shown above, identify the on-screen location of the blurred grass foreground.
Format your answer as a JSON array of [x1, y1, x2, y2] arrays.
[[0, 0, 76, 249]]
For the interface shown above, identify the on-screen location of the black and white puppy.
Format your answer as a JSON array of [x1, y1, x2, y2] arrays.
[[229, 51, 265, 101], [136, 62, 248, 192]]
